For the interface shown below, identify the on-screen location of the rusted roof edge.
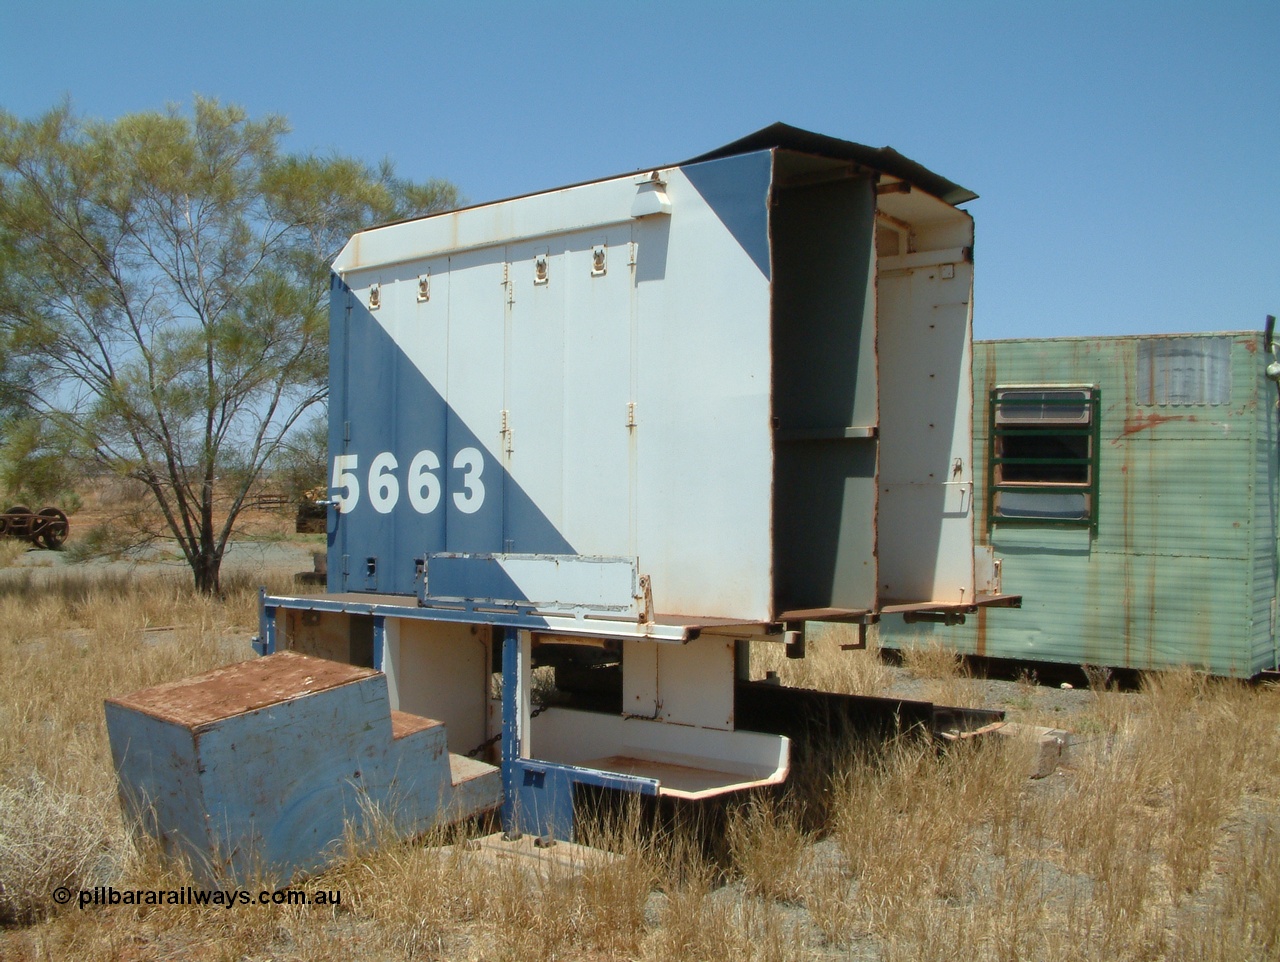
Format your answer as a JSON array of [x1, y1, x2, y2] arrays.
[[683, 122, 978, 206]]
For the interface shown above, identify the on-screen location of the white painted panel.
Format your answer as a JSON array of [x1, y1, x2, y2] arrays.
[[561, 229, 634, 555], [617, 720, 786, 780], [878, 483, 974, 604], [384, 619, 490, 755], [622, 640, 659, 717], [444, 247, 506, 431], [622, 635, 734, 729], [877, 253, 975, 604], [379, 256, 451, 389], [634, 167, 774, 620], [443, 249, 508, 553], [425, 554, 638, 613], [529, 707, 618, 761], [656, 635, 736, 730], [336, 173, 655, 271], [532, 707, 789, 791], [505, 240, 566, 544]]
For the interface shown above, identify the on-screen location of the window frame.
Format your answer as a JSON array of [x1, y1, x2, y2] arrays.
[[987, 385, 1101, 531]]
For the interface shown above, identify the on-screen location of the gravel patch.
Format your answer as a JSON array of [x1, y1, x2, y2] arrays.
[[0, 538, 320, 587]]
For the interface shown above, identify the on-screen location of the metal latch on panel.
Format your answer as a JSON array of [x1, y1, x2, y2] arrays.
[[416, 272, 430, 302], [591, 246, 607, 277], [368, 283, 381, 310]]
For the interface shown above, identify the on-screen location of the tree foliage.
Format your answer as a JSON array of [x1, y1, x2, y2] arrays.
[[0, 98, 458, 591]]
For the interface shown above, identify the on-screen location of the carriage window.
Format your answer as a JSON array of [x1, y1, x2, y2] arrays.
[[989, 387, 1099, 529]]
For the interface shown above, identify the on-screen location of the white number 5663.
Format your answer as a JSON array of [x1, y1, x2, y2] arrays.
[[330, 448, 485, 515]]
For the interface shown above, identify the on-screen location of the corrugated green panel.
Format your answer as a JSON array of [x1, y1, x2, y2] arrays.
[[975, 551, 1249, 672], [1250, 354, 1279, 672], [886, 332, 1273, 676], [978, 335, 1259, 443], [899, 542, 1252, 675]]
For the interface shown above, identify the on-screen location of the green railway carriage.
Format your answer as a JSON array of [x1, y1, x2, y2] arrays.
[[880, 331, 1280, 678]]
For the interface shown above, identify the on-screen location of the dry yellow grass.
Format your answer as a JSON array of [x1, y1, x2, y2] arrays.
[[0, 571, 287, 926], [0, 539, 28, 569], [2, 582, 1279, 961], [750, 623, 893, 695], [899, 636, 989, 708], [727, 796, 813, 902]]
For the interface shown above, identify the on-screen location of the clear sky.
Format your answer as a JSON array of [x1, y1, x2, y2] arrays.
[[2, 0, 1276, 341]]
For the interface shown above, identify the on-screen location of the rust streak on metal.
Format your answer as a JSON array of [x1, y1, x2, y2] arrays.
[[1113, 411, 1196, 442]]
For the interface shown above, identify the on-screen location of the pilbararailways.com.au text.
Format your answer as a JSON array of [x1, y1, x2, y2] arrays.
[[64, 886, 341, 910]]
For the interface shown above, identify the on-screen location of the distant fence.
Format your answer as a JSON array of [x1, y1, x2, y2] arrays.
[[246, 492, 291, 511]]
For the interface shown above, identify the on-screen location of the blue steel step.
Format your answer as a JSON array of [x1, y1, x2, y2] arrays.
[[106, 652, 500, 884]]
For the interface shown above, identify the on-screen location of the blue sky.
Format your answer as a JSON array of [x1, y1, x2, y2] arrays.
[[2, 0, 1275, 340]]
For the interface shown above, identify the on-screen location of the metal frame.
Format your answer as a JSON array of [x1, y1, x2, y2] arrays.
[[254, 591, 722, 652], [500, 627, 659, 837], [987, 387, 1101, 532], [254, 593, 793, 840]]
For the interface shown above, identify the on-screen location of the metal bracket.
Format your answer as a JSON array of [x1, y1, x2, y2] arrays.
[[839, 622, 870, 651], [903, 610, 967, 627], [638, 574, 654, 624]]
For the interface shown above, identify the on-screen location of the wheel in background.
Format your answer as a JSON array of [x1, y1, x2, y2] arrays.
[[35, 507, 69, 550], [4, 506, 33, 541]]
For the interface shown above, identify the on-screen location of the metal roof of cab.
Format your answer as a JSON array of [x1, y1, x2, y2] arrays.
[[685, 122, 977, 206], [342, 122, 976, 246]]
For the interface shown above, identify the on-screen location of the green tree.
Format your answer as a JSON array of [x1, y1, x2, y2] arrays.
[[0, 98, 458, 592], [0, 416, 79, 509], [270, 415, 329, 504], [0, 225, 32, 425]]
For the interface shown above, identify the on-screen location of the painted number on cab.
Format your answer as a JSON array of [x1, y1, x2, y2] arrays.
[[330, 448, 486, 515]]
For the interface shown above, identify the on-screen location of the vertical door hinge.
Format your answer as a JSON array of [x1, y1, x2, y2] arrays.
[[500, 410, 513, 455]]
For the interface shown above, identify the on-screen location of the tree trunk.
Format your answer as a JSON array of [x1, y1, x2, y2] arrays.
[[192, 546, 221, 595]]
